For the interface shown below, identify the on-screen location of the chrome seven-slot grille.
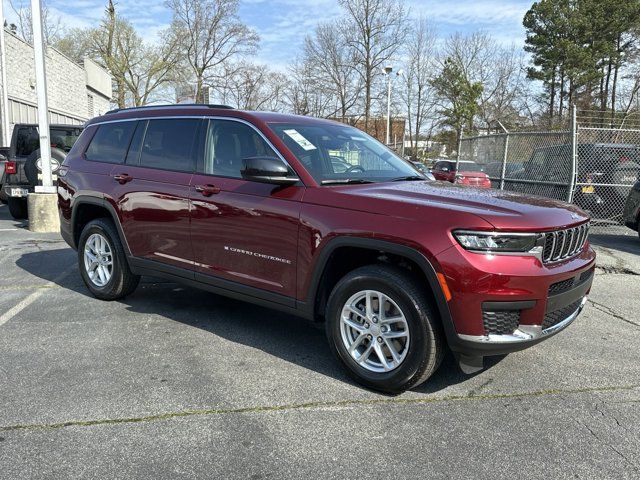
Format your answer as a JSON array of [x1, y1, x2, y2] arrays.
[[542, 222, 590, 264]]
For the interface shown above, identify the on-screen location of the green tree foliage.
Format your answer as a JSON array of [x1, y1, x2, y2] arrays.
[[430, 58, 483, 144], [524, 0, 640, 124]]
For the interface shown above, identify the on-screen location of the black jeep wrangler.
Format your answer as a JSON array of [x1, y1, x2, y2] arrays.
[[0, 124, 82, 219]]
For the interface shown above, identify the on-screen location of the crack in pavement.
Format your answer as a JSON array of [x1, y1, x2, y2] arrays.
[[593, 245, 640, 276], [588, 299, 640, 328], [577, 418, 639, 473], [0, 384, 637, 434], [595, 265, 640, 276]]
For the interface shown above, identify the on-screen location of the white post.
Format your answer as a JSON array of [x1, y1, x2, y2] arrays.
[[568, 104, 578, 203], [386, 75, 392, 146], [0, 4, 10, 146], [30, 0, 54, 193]]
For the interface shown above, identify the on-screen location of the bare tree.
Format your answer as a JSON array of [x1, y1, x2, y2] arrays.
[[283, 57, 333, 117], [120, 40, 180, 107], [214, 61, 287, 111], [443, 32, 526, 130], [8, 0, 61, 44], [53, 1, 180, 108], [166, 0, 259, 103], [339, 0, 409, 128], [304, 22, 360, 120], [401, 17, 438, 152]]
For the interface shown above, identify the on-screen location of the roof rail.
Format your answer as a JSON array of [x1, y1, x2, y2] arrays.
[[105, 104, 235, 115]]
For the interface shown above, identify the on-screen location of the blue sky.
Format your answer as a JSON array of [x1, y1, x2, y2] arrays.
[[4, 0, 534, 69]]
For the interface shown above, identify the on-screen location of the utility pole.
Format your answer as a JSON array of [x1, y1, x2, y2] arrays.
[[0, 3, 10, 146], [28, 0, 59, 233]]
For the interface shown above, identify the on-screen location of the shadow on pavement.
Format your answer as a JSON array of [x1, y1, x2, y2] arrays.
[[16, 247, 502, 395], [590, 233, 640, 256]]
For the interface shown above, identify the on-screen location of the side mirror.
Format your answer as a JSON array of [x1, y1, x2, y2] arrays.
[[440, 167, 449, 172], [241, 157, 299, 186]]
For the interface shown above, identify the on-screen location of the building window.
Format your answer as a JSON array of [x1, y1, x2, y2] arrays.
[[87, 94, 94, 118]]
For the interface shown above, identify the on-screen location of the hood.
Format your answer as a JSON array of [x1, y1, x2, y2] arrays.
[[309, 181, 589, 231]]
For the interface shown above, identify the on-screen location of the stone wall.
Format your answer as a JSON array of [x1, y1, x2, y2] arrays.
[[2, 30, 111, 142]]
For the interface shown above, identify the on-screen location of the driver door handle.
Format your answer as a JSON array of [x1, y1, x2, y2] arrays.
[[194, 184, 221, 196]]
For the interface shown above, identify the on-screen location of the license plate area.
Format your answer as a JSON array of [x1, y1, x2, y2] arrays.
[[10, 187, 29, 197]]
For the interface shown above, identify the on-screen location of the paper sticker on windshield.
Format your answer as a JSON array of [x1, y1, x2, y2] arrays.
[[284, 129, 317, 151]]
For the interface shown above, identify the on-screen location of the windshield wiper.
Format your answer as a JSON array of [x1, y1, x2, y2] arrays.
[[321, 179, 375, 185], [389, 175, 425, 182]]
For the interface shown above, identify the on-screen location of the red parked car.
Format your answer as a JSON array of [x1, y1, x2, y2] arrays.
[[431, 159, 492, 188], [58, 105, 595, 393]]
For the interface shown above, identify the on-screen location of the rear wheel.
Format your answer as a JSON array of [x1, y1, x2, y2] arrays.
[[325, 264, 444, 393], [78, 218, 140, 300], [8, 197, 28, 219]]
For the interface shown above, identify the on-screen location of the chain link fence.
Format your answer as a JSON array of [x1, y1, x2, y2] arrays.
[[458, 108, 640, 234]]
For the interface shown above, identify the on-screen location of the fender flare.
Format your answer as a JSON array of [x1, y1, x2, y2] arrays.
[[301, 237, 458, 344], [70, 194, 131, 256]]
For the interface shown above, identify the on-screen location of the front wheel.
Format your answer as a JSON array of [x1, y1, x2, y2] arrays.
[[8, 197, 28, 219], [77, 218, 140, 300], [325, 265, 444, 393]]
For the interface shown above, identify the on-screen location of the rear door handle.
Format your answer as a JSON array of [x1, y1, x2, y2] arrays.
[[113, 173, 133, 184], [194, 184, 221, 196]]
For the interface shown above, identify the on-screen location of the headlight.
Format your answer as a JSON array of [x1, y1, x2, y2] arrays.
[[453, 230, 543, 254]]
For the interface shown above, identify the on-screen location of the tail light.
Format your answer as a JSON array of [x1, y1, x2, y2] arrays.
[[619, 156, 630, 163], [5, 161, 16, 175]]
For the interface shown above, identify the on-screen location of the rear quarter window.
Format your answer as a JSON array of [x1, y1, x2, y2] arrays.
[[85, 122, 136, 164]]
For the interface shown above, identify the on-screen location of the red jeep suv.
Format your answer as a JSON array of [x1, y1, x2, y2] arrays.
[[432, 159, 492, 189], [58, 105, 595, 393]]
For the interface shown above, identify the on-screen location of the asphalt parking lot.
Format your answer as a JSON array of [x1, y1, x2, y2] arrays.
[[0, 204, 639, 479]]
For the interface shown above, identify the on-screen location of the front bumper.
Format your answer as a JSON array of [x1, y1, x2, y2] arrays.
[[458, 296, 587, 346], [437, 240, 596, 358]]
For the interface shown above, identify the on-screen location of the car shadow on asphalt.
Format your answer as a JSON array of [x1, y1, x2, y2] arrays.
[[16, 247, 502, 395], [590, 233, 640, 256]]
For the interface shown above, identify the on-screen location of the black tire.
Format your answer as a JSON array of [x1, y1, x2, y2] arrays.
[[8, 197, 28, 219], [23, 147, 66, 188], [77, 218, 140, 300], [325, 264, 444, 394]]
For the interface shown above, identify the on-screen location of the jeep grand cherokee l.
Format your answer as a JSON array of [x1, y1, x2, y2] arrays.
[[58, 105, 596, 393]]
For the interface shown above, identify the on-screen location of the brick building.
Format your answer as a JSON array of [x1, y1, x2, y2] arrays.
[[332, 115, 406, 147], [0, 29, 111, 145]]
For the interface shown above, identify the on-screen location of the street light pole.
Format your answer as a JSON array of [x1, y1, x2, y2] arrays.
[[383, 66, 403, 148], [385, 69, 392, 146], [30, 0, 54, 193], [0, 3, 10, 146], [27, 0, 59, 233]]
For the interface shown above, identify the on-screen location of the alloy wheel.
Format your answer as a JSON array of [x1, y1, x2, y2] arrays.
[[339, 289, 410, 373], [84, 233, 113, 287]]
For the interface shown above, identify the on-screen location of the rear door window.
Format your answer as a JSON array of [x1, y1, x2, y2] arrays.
[[139, 119, 200, 172], [85, 121, 136, 164]]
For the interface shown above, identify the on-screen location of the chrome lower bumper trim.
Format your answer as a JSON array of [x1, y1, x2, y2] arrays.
[[458, 297, 587, 344]]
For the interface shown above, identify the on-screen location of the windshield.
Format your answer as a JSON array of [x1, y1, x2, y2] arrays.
[[268, 122, 418, 184], [458, 162, 485, 172]]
